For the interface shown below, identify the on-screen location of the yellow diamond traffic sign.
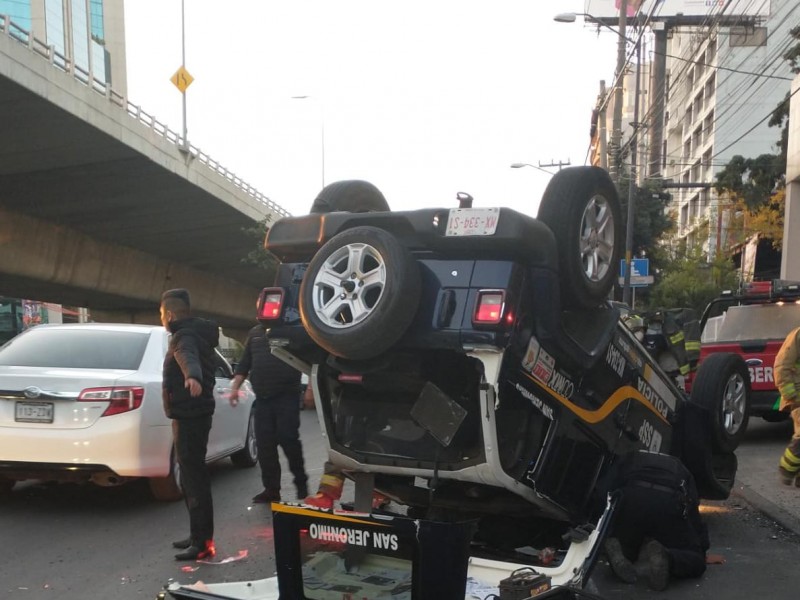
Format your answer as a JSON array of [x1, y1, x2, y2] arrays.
[[170, 66, 194, 93]]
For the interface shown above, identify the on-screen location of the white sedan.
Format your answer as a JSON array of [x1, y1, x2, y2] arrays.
[[0, 323, 256, 500]]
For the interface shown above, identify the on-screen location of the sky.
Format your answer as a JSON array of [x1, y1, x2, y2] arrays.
[[123, 1, 620, 218]]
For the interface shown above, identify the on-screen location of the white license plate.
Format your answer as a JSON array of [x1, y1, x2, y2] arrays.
[[15, 401, 54, 423], [445, 208, 500, 237]]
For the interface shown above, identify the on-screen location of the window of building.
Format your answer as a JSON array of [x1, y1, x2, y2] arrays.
[[89, 0, 104, 42], [45, 0, 67, 62], [0, 0, 32, 30], [694, 92, 704, 119]]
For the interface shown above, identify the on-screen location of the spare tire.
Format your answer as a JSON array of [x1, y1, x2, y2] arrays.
[[537, 167, 622, 309], [309, 180, 390, 214], [299, 226, 420, 360]]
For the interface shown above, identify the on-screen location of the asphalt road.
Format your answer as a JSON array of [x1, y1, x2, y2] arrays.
[[2, 411, 799, 600]]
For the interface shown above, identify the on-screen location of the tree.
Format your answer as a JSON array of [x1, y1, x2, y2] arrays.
[[646, 249, 739, 315], [241, 215, 280, 272], [617, 172, 675, 273], [714, 153, 785, 211]]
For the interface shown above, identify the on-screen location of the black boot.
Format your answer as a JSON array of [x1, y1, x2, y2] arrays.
[[175, 540, 215, 561], [172, 537, 192, 549]]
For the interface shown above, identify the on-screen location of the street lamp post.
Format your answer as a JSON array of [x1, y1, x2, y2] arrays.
[[291, 96, 326, 189], [554, 10, 642, 307], [555, 4, 628, 184], [622, 41, 642, 307], [180, 0, 187, 150]]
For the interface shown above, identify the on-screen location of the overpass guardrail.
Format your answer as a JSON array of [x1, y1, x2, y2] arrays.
[[1, 14, 290, 221]]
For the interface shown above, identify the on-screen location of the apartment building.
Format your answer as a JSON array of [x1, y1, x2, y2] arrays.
[[662, 0, 796, 254]]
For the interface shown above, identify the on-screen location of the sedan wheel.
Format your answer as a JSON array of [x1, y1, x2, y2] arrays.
[[148, 450, 183, 502], [231, 409, 258, 468]]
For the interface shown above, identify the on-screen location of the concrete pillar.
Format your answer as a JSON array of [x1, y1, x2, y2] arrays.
[[648, 24, 668, 180], [782, 75, 800, 280]]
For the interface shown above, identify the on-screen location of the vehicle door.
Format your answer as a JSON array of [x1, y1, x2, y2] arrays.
[[207, 350, 241, 458]]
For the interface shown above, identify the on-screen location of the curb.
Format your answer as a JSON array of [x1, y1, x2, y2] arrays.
[[731, 482, 800, 537]]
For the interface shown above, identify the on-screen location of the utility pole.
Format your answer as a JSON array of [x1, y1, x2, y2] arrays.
[[609, 0, 628, 185], [622, 40, 642, 307], [647, 22, 668, 180], [539, 160, 571, 171]]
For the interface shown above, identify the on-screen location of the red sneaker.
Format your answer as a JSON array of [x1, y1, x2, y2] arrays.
[[303, 492, 334, 510], [372, 492, 390, 510]]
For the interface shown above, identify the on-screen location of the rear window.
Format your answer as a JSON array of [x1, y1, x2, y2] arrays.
[[712, 303, 800, 343], [0, 327, 150, 369]]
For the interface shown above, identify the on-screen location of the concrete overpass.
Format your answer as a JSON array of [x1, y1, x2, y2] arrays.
[[0, 16, 289, 339]]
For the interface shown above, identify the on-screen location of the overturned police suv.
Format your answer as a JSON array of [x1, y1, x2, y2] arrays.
[[257, 167, 747, 573]]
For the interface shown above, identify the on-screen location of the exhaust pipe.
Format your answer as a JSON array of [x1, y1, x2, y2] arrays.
[[90, 472, 126, 487]]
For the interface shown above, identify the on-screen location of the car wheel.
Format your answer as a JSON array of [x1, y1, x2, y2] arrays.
[[300, 226, 421, 360], [690, 352, 750, 454], [537, 166, 622, 309], [231, 409, 258, 468], [309, 180, 390, 214], [148, 449, 183, 502]]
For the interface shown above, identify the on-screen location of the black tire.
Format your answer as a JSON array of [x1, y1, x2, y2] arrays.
[[231, 409, 258, 468], [690, 353, 750, 454], [309, 180, 390, 214], [300, 226, 421, 360], [148, 450, 183, 502], [537, 167, 622, 309]]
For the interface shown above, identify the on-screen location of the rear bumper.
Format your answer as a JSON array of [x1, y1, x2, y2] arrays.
[[0, 418, 172, 480]]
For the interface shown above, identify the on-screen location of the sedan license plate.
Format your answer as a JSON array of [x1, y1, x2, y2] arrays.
[[445, 208, 499, 237], [15, 401, 54, 423]]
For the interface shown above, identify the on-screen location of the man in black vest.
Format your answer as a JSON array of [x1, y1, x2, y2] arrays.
[[602, 451, 712, 591], [231, 323, 308, 503], [160, 288, 219, 561]]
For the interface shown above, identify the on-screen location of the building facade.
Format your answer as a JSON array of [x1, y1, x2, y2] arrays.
[[0, 0, 126, 94], [0, 0, 126, 342], [662, 0, 795, 255]]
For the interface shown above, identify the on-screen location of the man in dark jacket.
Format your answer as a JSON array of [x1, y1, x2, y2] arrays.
[[160, 288, 219, 561], [230, 323, 308, 503], [602, 451, 711, 591]]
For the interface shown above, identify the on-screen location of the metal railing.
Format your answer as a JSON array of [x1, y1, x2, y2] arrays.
[[0, 14, 290, 219]]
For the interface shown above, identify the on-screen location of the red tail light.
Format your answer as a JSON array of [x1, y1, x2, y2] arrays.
[[474, 290, 506, 324], [338, 374, 364, 384], [258, 288, 284, 321], [78, 387, 144, 417]]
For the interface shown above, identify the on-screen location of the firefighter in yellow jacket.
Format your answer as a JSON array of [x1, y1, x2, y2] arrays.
[[775, 326, 800, 485]]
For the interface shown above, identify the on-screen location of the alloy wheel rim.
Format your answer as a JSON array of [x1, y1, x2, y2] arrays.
[[312, 242, 386, 328], [579, 195, 615, 283], [722, 373, 747, 435]]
